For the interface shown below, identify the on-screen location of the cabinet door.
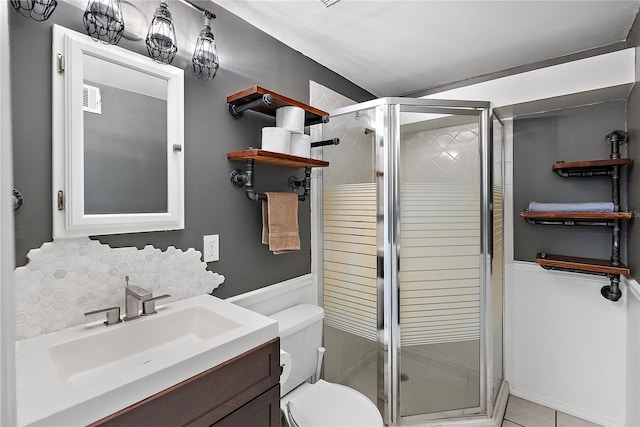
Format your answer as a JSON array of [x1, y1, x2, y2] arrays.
[[91, 339, 280, 427], [212, 386, 281, 427]]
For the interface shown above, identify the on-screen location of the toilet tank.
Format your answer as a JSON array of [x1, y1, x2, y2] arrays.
[[269, 304, 324, 396]]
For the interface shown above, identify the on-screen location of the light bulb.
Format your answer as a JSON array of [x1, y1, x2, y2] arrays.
[[146, 1, 178, 65], [83, 0, 125, 45], [192, 13, 219, 81], [11, 0, 58, 21]]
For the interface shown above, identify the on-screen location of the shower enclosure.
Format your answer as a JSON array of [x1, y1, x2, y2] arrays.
[[315, 97, 504, 426]]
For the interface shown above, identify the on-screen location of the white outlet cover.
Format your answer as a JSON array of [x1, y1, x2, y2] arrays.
[[203, 234, 219, 262]]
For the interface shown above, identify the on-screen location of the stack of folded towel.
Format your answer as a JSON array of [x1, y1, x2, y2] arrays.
[[527, 201, 614, 212], [262, 192, 300, 254]]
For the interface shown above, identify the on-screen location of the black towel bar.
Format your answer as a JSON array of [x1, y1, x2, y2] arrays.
[[230, 159, 311, 202]]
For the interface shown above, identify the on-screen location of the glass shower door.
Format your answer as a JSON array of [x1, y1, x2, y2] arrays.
[[398, 111, 483, 419]]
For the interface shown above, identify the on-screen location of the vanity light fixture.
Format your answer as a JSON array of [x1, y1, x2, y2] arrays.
[[192, 11, 219, 81], [146, 1, 178, 65], [11, 0, 58, 21], [83, 0, 125, 44]]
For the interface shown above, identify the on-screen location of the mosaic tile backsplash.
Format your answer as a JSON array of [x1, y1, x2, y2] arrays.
[[15, 238, 225, 340]]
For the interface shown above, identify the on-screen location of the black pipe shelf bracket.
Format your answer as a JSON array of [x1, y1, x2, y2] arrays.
[[523, 130, 633, 302], [524, 217, 616, 227], [228, 94, 273, 119], [230, 159, 312, 202]]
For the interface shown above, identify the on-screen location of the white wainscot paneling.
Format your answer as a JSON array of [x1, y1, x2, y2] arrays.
[[511, 262, 626, 427], [226, 274, 315, 316], [626, 276, 640, 427]]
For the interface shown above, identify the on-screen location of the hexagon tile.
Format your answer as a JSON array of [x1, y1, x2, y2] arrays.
[[15, 238, 225, 340]]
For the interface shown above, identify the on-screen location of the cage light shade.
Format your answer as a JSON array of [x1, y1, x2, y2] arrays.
[[83, 0, 125, 45], [192, 15, 219, 81], [11, 0, 57, 21], [146, 1, 178, 65]]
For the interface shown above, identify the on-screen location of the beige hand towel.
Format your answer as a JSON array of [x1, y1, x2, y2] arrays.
[[262, 192, 300, 254]]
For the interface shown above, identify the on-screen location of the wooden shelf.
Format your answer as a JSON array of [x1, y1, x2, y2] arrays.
[[226, 86, 329, 126], [521, 211, 632, 220], [227, 149, 329, 168], [553, 158, 632, 170], [553, 158, 632, 173], [535, 252, 630, 276], [527, 133, 631, 300]]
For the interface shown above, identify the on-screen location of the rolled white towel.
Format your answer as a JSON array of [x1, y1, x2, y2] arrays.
[[527, 201, 614, 213]]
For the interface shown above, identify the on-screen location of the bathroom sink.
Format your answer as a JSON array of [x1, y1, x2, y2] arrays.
[[16, 294, 278, 426], [49, 304, 243, 388]]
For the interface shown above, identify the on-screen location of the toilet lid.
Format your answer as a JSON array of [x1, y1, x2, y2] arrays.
[[286, 380, 383, 427]]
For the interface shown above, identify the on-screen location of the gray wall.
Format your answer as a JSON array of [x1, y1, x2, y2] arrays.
[[10, 1, 373, 298], [626, 0, 640, 282], [513, 101, 627, 263], [627, 83, 640, 280]]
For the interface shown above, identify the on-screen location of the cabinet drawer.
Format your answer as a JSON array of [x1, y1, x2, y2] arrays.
[[92, 338, 280, 427], [211, 385, 280, 427]]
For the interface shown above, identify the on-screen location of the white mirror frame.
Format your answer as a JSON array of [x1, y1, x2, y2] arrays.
[[52, 25, 184, 238]]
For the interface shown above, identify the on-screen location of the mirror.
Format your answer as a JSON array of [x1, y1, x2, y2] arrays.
[[52, 25, 184, 238]]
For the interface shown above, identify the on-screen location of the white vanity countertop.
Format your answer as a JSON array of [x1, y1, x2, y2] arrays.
[[16, 294, 278, 426]]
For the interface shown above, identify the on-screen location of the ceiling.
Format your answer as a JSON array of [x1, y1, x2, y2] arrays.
[[212, 0, 640, 97]]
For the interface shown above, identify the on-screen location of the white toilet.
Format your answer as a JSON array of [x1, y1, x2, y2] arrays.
[[270, 304, 383, 427]]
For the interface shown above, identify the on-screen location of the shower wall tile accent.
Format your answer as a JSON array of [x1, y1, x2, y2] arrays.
[[310, 80, 356, 115], [14, 238, 225, 340], [402, 124, 479, 184]]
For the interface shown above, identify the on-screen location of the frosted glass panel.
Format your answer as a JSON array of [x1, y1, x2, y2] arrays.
[[321, 108, 378, 404], [399, 116, 481, 416]]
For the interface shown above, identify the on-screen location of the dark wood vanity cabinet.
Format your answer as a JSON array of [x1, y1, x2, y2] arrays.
[[91, 338, 281, 427]]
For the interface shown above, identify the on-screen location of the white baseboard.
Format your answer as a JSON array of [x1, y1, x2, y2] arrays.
[[226, 274, 316, 316], [510, 386, 624, 427]]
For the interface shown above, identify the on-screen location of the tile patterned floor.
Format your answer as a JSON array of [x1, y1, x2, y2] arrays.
[[503, 396, 602, 427]]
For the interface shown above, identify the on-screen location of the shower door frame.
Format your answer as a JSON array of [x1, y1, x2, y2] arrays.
[[316, 97, 498, 426]]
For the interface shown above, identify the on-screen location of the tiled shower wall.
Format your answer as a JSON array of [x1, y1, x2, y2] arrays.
[[14, 238, 224, 340], [402, 123, 479, 184]]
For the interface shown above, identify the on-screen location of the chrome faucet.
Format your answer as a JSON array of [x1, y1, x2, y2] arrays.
[[124, 276, 151, 321], [123, 276, 170, 321]]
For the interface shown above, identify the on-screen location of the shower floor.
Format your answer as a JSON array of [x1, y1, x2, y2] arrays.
[[341, 341, 480, 417]]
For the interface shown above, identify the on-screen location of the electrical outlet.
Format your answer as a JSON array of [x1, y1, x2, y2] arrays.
[[203, 234, 219, 262]]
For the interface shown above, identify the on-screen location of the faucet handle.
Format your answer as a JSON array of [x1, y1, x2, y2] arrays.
[[142, 294, 171, 316], [85, 306, 122, 326]]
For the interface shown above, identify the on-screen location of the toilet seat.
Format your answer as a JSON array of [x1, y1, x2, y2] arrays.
[[282, 380, 383, 427]]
